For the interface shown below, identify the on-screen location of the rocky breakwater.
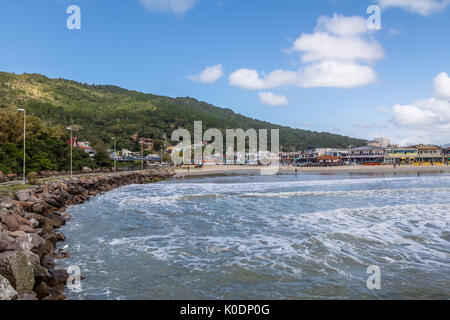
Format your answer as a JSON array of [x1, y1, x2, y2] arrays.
[[0, 170, 174, 300]]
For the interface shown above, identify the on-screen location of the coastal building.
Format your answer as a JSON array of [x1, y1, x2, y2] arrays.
[[384, 147, 418, 164], [296, 148, 331, 165], [413, 145, 444, 164], [368, 138, 390, 148], [280, 152, 296, 166], [139, 138, 154, 151], [349, 146, 385, 164], [67, 138, 95, 158], [315, 155, 342, 166], [444, 146, 450, 164]]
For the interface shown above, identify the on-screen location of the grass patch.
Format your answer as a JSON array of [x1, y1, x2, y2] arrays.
[[0, 183, 32, 200]]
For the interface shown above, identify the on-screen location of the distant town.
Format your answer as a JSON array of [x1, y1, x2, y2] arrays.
[[69, 135, 450, 167]]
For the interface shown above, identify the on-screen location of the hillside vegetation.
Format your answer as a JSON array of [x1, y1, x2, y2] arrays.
[[0, 71, 366, 174]]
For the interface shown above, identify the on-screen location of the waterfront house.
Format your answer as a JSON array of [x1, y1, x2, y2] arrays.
[[139, 138, 154, 151], [315, 155, 342, 166], [384, 147, 418, 164], [77, 141, 95, 158], [349, 146, 385, 164], [444, 146, 450, 164], [412, 145, 444, 164]]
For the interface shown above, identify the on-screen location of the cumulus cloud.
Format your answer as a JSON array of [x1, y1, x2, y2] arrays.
[[229, 14, 383, 90], [433, 72, 450, 99], [387, 72, 450, 144], [292, 31, 384, 63], [189, 64, 224, 83], [378, 0, 450, 16], [299, 61, 377, 88], [139, 0, 198, 15], [258, 92, 289, 106]]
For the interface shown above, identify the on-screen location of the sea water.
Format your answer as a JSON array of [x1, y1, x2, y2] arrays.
[[57, 173, 450, 299]]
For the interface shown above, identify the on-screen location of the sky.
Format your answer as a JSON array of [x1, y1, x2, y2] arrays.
[[0, 0, 450, 145]]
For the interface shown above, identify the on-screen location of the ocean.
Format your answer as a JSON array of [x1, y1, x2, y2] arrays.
[[56, 172, 450, 299]]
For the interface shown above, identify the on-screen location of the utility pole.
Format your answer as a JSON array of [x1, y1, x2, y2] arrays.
[[141, 143, 144, 170], [112, 137, 116, 174], [66, 127, 74, 178], [17, 109, 26, 184]]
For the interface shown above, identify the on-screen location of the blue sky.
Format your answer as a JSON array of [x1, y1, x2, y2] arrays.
[[1, 0, 450, 145]]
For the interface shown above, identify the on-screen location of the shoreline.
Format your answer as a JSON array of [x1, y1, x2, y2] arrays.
[[174, 165, 450, 177], [0, 169, 174, 300]]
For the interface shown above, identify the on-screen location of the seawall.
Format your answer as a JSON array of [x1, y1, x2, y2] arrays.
[[0, 169, 174, 300]]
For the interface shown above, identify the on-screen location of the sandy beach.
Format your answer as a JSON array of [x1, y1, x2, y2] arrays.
[[175, 164, 450, 177]]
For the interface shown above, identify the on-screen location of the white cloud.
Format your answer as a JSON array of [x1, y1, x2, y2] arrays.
[[189, 64, 224, 83], [315, 14, 368, 37], [292, 32, 384, 63], [229, 14, 383, 90], [258, 92, 289, 106], [378, 0, 450, 16], [386, 72, 450, 144], [433, 72, 450, 99], [139, 0, 198, 15], [299, 61, 377, 88], [229, 69, 299, 90]]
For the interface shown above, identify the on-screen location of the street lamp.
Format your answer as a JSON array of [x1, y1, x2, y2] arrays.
[[140, 142, 144, 171], [112, 137, 116, 174], [66, 127, 74, 178], [17, 109, 26, 184]]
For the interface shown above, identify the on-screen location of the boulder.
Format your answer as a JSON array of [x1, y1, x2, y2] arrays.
[[82, 167, 92, 173], [18, 225, 35, 233], [0, 210, 20, 231], [31, 202, 44, 214], [0, 251, 35, 294], [15, 190, 32, 202], [56, 232, 66, 242], [15, 234, 53, 258], [33, 281, 50, 300], [17, 292, 38, 300], [0, 210, 32, 232], [8, 230, 26, 238], [0, 238, 21, 252], [0, 274, 17, 300], [47, 269, 69, 287], [20, 201, 34, 212], [24, 251, 50, 283], [29, 218, 39, 228]]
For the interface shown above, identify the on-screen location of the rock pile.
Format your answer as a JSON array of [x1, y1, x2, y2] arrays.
[[0, 169, 174, 300]]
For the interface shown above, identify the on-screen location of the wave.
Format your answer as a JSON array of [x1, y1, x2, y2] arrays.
[[118, 187, 450, 205]]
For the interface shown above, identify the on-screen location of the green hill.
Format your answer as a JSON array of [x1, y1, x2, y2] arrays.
[[0, 71, 366, 152]]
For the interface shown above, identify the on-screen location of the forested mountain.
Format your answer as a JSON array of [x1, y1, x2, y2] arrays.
[[0, 72, 366, 152], [0, 71, 367, 174]]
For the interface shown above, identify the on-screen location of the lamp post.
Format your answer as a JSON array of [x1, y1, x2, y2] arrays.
[[160, 134, 167, 165], [66, 127, 74, 178], [112, 137, 116, 174], [17, 109, 26, 184], [141, 143, 144, 171]]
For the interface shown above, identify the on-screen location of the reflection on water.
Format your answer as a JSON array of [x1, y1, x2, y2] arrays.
[[57, 173, 450, 300]]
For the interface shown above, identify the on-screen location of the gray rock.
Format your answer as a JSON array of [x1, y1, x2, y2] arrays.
[[29, 218, 39, 228], [0, 274, 17, 300], [15, 190, 32, 202], [0, 251, 35, 294], [23, 251, 50, 283]]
